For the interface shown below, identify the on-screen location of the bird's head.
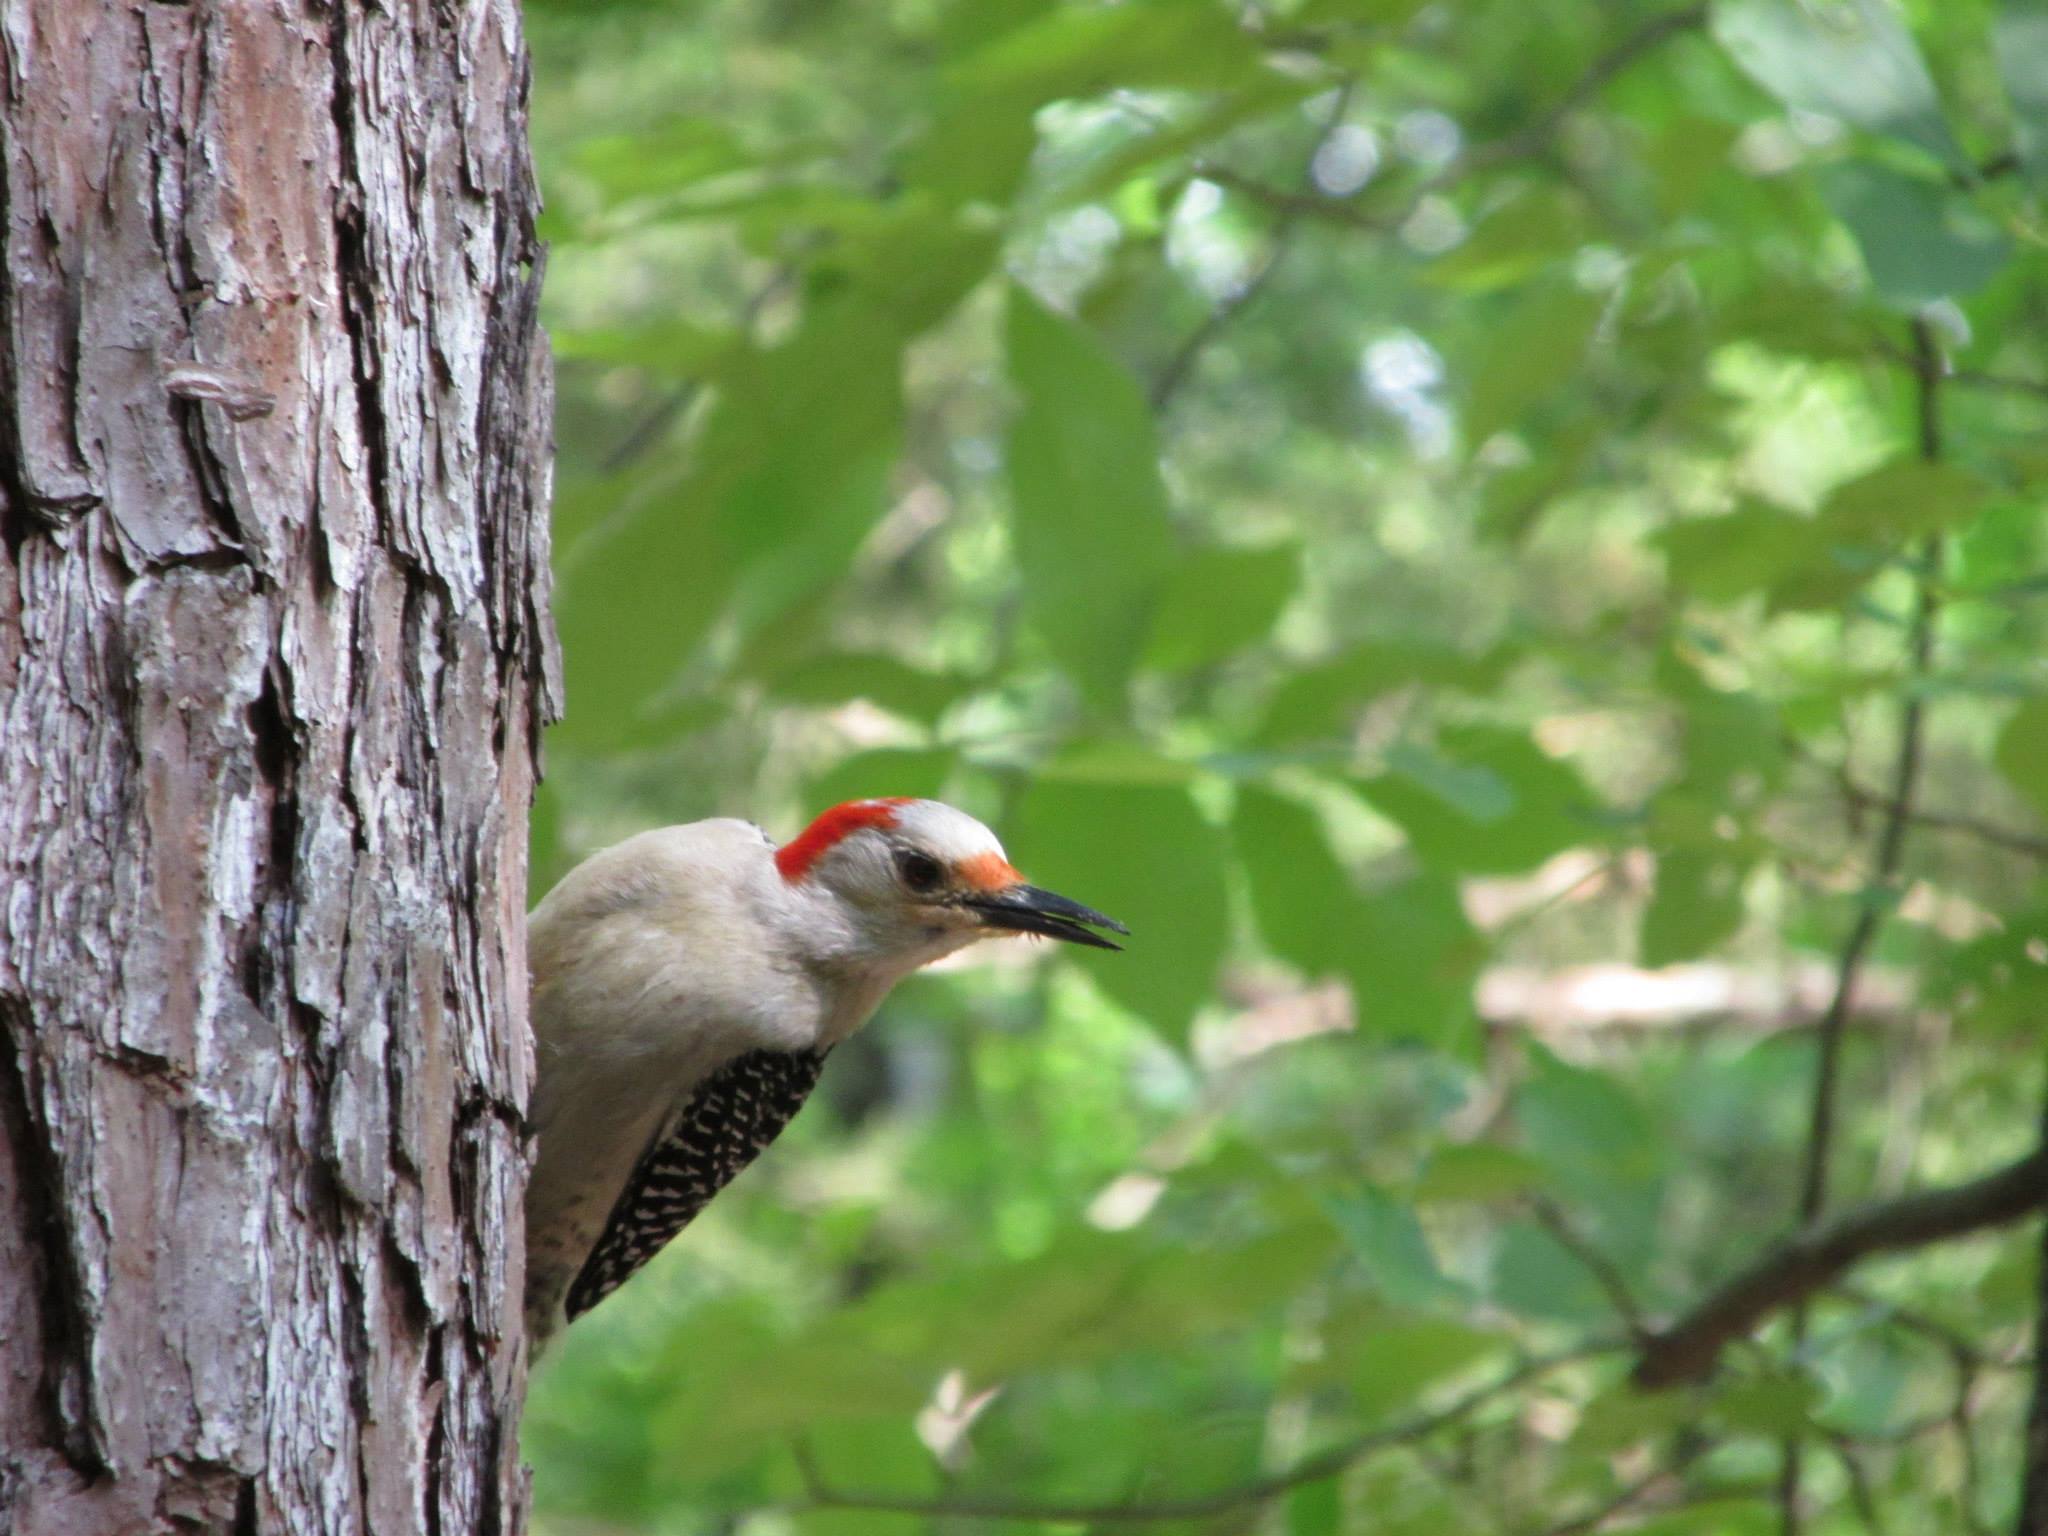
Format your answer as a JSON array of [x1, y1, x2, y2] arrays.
[[775, 797, 1127, 970]]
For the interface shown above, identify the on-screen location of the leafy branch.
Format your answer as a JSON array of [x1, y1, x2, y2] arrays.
[[1198, 5, 1709, 239], [1832, 775, 2048, 862], [789, 1342, 1622, 1525], [1631, 1146, 2048, 1389], [1153, 85, 1358, 409]]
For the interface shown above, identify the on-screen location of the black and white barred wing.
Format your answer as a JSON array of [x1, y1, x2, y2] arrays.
[[565, 1047, 827, 1321]]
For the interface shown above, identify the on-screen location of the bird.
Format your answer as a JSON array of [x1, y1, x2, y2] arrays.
[[521, 796, 1126, 1350]]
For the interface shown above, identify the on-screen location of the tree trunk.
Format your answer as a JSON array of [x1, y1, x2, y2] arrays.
[[0, 2, 556, 1531]]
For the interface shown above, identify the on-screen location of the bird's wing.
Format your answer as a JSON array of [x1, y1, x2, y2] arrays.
[[563, 1046, 828, 1321]]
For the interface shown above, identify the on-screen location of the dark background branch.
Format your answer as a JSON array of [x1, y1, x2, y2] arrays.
[[2018, 1088, 2048, 1535], [1777, 315, 1947, 1534], [1634, 1148, 2048, 1390]]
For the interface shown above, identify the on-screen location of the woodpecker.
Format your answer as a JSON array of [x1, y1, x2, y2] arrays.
[[522, 797, 1126, 1349]]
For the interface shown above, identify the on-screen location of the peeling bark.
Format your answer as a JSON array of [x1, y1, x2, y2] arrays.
[[0, 2, 557, 1532]]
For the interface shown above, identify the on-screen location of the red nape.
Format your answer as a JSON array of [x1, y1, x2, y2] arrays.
[[775, 798, 916, 882]]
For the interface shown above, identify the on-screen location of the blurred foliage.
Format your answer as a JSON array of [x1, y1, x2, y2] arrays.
[[520, 0, 2048, 1531]]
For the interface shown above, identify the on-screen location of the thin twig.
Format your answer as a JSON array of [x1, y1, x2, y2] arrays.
[[1153, 85, 1356, 409], [788, 1342, 1622, 1525], [597, 265, 796, 473], [1868, 342, 2048, 404], [1778, 316, 1946, 1536], [1948, 367, 2048, 403], [1827, 1432, 1890, 1536], [1782, 735, 2048, 861], [1632, 1147, 2048, 1389], [1193, 6, 1708, 248], [1158, 9, 1708, 414], [1531, 1449, 1770, 1536], [1193, 164, 1392, 232], [1834, 779, 2048, 860], [1459, 4, 1710, 178], [1531, 1194, 1649, 1340]]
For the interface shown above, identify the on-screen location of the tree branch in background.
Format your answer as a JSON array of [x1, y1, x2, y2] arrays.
[[1632, 1148, 2048, 1390], [1947, 367, 2048, 403], [1834, 777, 2048, 862], [1164, 5, 1712, 407], [1194, 163, 1393, 232], [1531, 1194, 1649, 1340], [1777, 317, 1947, 1534], [1197, 7, 1709, 252], [1149, 212, 1302, 410], [1455, 4, 1710, 177], [791, 1343, 1622, 1525], [1870, 344, 2048, 404], [1782, 735, 2048, 861], [1153, 85, 1357, 409], [599, 264, 797, 473], [2018, 1092, 2048, 1536]]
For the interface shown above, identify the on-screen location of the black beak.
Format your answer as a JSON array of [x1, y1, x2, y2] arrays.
[[964, 885, 1129, 951]]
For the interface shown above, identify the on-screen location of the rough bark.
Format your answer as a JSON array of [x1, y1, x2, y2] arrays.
[[0, 2, 557, 1532]]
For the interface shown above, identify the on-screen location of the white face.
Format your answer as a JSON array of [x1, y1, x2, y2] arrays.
[[805, 802, 1016, 967], [794, 798, 1126, 974]]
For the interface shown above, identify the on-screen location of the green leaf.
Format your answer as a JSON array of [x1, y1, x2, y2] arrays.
[[1235, 787, 1480, 1045], [1712, 0, 1959, 168], [1005, 286, 1177, 713], [806, 748, 959, 811], [1046, 78, 1324, 210], [1035, 742, 1200, 785], [1997, 1, 2048, 190], [1353, 873, 1482, 1046], [1381, 742, 1514, 821], [1641, 850, 1747, 967], [741, 1226, 1332, 1415], [1996, 696, 2048, 819], [1011, 773, 1228, 1041], [571, 119, 756, 207], [1710, 1372, 1821, 1436], [1428, 187, 1589, 292], [1519, 1043, 1659, 1185], [1255, 643, 1514, 745], [1463, 283, 1604, 444], [1487, 1220, 1614, 1324], [811, 203, 1005, 335], [1318, 1184, 1459, 1308], [947, 0, 1261, 102], [553, 299, 906, 748], [1626, 1504, 1775, 1536], [906, 0, 1265, 204], [1236, 784, 1371, 978], [1660, 657, 1785, 799], [1342, 1311, 1502, 1422], [1657, 504, 1833, 605], [1141, 542, 1299, 672], [1953, 499, 2048, 594], [552, 317, 741, 378], [1286, 1478, 1341, 1536], [1356, 729, 1600, 874], [1820, 163, 2011, 308], [1412, 1142, 1547, 1204], [760, 652, 975, 724], [1817, 459, 1992, 543], [1570, 1381, 1701, 1455]]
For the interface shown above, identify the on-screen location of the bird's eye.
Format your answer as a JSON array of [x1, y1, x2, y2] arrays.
[[894, 849, 944, 893]]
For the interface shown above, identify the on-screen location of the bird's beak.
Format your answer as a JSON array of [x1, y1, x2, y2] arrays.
[[963, 884, 1129, 951]]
